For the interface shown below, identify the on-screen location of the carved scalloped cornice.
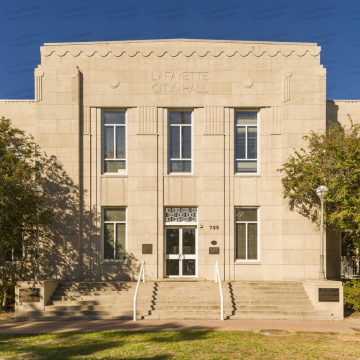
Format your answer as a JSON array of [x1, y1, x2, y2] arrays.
[[41, 47, 321, 58]]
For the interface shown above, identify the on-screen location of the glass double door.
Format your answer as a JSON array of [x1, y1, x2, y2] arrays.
[[165, 228, 197, 277]]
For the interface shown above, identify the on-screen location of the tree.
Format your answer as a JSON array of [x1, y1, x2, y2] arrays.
[[279, 116, 360, 252], [0, 117, 52, 309]]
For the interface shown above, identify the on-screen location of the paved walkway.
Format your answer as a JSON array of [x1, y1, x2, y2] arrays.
[[0, 319, 359, 334]]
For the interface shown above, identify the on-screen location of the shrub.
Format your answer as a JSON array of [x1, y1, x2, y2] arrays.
[[0, 282, 15, 310], [343, 279, 360, 312]]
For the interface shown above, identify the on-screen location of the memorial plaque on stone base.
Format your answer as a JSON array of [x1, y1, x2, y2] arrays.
[[318, 288, 339, 302], [209, 247, 220, 254], [19, 288, 40, 302]]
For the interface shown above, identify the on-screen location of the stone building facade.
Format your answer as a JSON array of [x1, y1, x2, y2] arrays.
[[1, 39, 359, 282]]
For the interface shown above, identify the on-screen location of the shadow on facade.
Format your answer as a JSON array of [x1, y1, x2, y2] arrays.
[[326, 100, 340, 127], [36, 153, 140, 282]]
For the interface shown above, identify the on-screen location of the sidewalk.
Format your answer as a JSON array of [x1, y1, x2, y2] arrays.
[[0, 318, 359, 334]]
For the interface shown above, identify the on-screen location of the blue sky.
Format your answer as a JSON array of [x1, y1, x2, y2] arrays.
[[1, 0, 358, 100]]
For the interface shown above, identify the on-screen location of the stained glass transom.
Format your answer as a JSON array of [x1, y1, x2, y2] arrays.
[[165, 208, 197, 223]]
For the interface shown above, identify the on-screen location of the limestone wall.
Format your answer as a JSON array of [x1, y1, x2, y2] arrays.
[[1, 40, 337, 281]]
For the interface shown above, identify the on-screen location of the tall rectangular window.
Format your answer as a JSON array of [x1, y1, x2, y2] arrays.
[[5, 238, 22, 262], [235, 208, 258, 261], [103, 110, 126, 174], [103, 208, 126, 261], [169, 111, 192, 173], [235, 111, 258, 173]]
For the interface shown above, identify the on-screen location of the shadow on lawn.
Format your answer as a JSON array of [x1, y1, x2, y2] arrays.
[[0, 330, 214, 359], [0, 335, 173, 360]]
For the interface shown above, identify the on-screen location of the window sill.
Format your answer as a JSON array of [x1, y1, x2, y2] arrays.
[[235, 261, 261, 265], [166, 173, 194, 176], [101, 174, 128, 178], [101, 260, 128, 264], [5, 260, 23, 264], [234, 174, 261, 177]]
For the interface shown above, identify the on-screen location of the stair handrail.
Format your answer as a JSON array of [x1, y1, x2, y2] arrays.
[[215, 261, 224, 321], [133, 261, 145, 321]]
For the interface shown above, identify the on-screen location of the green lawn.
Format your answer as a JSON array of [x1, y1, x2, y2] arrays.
[[0, 330, 359, 359]]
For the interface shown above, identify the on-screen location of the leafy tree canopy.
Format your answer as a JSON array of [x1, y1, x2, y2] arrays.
[[279, 116, 360, 251], [0, 117, 52, 308]]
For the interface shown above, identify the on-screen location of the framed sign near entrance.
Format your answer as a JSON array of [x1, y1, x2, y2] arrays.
[[209, 247, 220, 254], [318, 288, 339, 302], [19, 288, 40, 302]]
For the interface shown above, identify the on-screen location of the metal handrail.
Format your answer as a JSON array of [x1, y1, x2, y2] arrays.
[[133, 261, 145, 321], [215, 261, 224, 321]]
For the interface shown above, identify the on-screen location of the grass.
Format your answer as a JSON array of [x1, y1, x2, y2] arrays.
[[0, 330, 359, 359]]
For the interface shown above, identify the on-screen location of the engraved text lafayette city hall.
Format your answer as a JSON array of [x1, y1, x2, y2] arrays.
[[152, 71, 210, 94]]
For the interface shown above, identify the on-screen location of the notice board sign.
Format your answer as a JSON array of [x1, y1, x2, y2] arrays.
[[19, 288, 40, 302], [318, 288, 339, 302], [209, 247, 220, 254], [142, 244, 153, 254]]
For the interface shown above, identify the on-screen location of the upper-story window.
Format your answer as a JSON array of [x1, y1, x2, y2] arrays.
[[103, 110, 126, 174], [235, 111, 258, 173], [169, 111, 192, 173]]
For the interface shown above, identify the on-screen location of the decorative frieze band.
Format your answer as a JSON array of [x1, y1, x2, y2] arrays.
[[318, 68, 327, 103], [83, 106, 90, 134], [271, 106, 281, 135], [34, 67, 44, 103], [138, 106, 158, 134], [281, 72, 292, 104], [205, 106, 224, 135], [41, 46, 321, 58], [71, 67, 80, 104]]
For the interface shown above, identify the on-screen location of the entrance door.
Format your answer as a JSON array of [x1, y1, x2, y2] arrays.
[[165, 228, 197, 277]]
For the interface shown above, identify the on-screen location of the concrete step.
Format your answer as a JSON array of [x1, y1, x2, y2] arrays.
[[232, 291, 307, 299], [145, 314, 227, 320], [49, 295, 153, 301], [229, 315, 335, 320], [155, 284, 219, 289], [232, 310, 330, 316], [17, 280, 334, 322], [45, 305, 153, 311], [144, 310, 228, 316], [52, 290, 154, 296], [49, 300, 154, 306], [154, 296, 233, 305], [26, 310, 152, 317], [16, 315, 136, 321], [154, 305, 233, 310], [233, 305, 314, 311]]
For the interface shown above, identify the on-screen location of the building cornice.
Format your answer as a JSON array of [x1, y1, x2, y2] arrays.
[[41, 47, 321, 58]]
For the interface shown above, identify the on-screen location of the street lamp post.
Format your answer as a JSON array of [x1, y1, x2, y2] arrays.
[[34, 185, 44, 281], [316, 185, 328, 281]]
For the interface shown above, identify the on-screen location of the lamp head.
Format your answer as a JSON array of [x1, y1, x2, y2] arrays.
[[316, 185, 328, 201]]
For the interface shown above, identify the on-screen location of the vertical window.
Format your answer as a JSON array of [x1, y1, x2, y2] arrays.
[[169, 111, 192, 173], [5, 238, 23, 262], [235, 111, 258, 173], [103, 110, 126, 174], [235, 208, 258, 260], [103, 208, 126, 261]]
